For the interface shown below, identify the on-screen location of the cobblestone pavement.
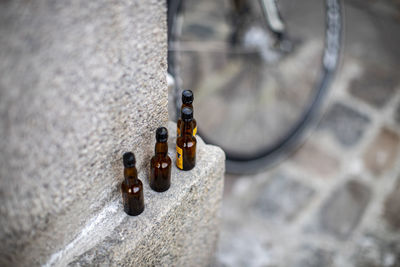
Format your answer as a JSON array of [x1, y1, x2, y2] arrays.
[[213, 2, 400, 267]]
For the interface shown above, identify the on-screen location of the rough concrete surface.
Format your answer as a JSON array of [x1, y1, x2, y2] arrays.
[[0, 0, 169, 265]]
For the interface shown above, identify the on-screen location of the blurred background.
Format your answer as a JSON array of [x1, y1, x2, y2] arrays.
[[1, 0, 399, 265], [168, 0, 400, 266]]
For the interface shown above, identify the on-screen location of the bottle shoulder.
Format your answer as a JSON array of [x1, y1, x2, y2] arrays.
[[177, 134, 196, 142], [151, 155, 172, 168], [177, 133, 197, 141], [177, 138, 196, 149], [135, 179, 143, 187], [164, 154, 172, 163], [122, 178, 143, 193]]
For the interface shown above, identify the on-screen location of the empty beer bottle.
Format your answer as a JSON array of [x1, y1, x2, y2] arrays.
[[121, 152, 144, 216], [150, 127, 172, 192], [176, 107, 196, 170], [177, 90, 197, 137]]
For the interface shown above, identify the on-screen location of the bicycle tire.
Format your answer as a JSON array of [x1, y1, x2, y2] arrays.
[[168, 0, 342, 174]]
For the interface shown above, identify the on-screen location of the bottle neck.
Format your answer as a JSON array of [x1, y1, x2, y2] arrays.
[[182, 119, 193, 136], [181, 103, 193, 110], [124, 167, 138, 185], [155, 141, 168, 155]]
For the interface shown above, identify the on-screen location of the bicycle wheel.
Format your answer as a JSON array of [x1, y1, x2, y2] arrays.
[[168, 0, 342, 173]]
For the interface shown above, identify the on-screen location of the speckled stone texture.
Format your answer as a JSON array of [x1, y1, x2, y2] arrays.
[[47, 122, 225, 266], [0, 0, 170, 265]]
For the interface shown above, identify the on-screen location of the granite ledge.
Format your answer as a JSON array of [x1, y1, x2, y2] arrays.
[[45, 121, 226, 266]]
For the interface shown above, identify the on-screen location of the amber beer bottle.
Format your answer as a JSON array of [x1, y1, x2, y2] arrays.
[[177, 90, 197, 137], [176, 107, 197, 170], [121, 152, 144, 216], [150, 127, 172, 192]]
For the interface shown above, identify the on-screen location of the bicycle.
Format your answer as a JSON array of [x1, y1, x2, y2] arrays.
[[168, 0, 342, 173]]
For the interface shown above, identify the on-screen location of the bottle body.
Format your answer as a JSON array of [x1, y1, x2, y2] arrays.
[[150, 142, 172, 192], [176, 121, 197, 170], [121, 166, 144, 216], [121, 179, 144, 216]]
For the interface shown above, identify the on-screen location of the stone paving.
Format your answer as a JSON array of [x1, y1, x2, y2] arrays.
[[212, 2, 400, 267]]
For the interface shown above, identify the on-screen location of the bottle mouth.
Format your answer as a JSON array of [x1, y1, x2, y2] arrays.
[[156, 127, 168, 142], [181, 107, 193, 121], [123, 152, 136, 168], [182, 89, 194, 104]]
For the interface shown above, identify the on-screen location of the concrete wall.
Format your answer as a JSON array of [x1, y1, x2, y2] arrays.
[[0, 0, 168, 265]]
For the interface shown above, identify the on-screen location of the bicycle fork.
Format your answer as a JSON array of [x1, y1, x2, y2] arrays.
[[259, 0, 292, 52]]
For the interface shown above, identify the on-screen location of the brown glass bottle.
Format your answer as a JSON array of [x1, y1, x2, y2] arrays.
[[121, 152, 144, 216], [150, 127, 172, 192], [177, 90, 197, 137], [176, 107, 197, 170]]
